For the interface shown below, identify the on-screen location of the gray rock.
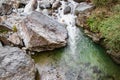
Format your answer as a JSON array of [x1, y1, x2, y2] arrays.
[[0, 24, 12, 45], [38, 0, 55, 9], [8, 32, 23, 46], [0, 3, 13, 16], [75, 2, 94, 27], [75, 2, 94, 15], [18, 11, 68, 52], [24, 0, 37, 14], [0, 46, 36, 80], [52, 1, 61, 9], [64, 6, 71, 14]]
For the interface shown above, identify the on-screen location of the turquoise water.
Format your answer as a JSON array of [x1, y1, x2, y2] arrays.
[[32, 27, 120, 80]]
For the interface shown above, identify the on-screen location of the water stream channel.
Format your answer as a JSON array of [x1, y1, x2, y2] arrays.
[[32, 0, 120, 80]]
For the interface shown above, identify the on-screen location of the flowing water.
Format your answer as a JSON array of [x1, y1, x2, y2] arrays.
[[32, 1, 120, 80]]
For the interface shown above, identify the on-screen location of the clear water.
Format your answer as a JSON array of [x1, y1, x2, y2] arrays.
[[33, 26, 120, 80], [32, 1, 120, 80]]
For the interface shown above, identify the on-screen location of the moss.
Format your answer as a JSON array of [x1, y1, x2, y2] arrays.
[[87, 4, 120, 53], [12, 25, 17, 32], [92, 0, 119, 7]]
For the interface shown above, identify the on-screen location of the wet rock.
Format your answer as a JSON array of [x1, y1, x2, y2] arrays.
[[0, 41, 2, 47], [73, 0, 85, 3], [8, 32, 23, 46], [64, 6, 71, 14], [18, 11, 68, 52], [0, 46, 36, 80], [52, 1, 61, 9]]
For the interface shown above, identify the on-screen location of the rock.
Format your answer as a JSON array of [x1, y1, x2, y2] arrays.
[[107, 50, 120, 64], [0, 3, 13, 16], [18, 11, 68, 52], [0, 36, 11, 46], [75, 13, 88, 27], [24, 0, 37, 14], [64, 6, 71, 14], [84, 29, 101, 42], [39, 2, 52, 9], [8, 32, 23, 46], [2, 13, 26, 28], [0, 24, 12, 45], [42, 9, 49, 15], [73, 0, 85, 3], [52, 1, 61, 9], [75, 2, 94, 27], [0, 46, 36, 80], [75, 2, 94, 15]]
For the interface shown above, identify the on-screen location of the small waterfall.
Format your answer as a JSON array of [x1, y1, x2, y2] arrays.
[[57, 0, 79, 55], [32, 1, 120, 80]]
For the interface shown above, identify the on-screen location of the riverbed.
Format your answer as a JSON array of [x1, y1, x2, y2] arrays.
[[32, 0, 120, 80]]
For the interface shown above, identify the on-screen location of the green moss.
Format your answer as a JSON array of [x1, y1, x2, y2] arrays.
[[92, 0, 118, 7], [100, 14, 120, 51], [12, 25, 17, 32], [87, 4, 120, 52], [0, 30, 8, 33]]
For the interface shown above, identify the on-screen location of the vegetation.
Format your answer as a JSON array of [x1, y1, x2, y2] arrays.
[[92, 0, 119, 7], [12, 25, 17, 32], [87, 0, 120, 53]]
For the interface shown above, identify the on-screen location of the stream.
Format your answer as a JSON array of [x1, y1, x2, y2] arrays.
[[32, 0, 120, 80]]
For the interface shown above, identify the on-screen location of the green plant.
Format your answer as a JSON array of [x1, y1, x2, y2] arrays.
[[111, 4, 120, 13], [92, 0, 119, 7], [99, 14, 120, 51], [12, 25, 17, 32]]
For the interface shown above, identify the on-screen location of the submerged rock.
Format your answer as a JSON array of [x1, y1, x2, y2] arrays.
[[0, 46, 36, 80], [18, 11, 68, 52]]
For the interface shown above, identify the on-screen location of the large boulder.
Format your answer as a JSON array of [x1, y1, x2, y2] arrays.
[[18, 11, 68, 52], [0, 46, 36, 80]]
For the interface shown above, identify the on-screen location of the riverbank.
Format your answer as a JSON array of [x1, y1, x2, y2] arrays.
[[76, 1, 120, 64]]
